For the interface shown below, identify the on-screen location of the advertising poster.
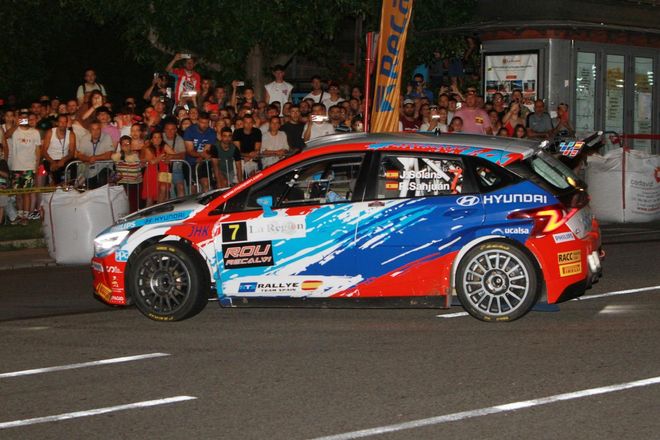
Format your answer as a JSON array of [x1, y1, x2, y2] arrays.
[[484, 52, 538, 105]]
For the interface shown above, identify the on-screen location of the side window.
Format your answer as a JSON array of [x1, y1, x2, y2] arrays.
[[245, 154, 365, 209], [376, 154, 465, 199], [472, 157, 519, 192]]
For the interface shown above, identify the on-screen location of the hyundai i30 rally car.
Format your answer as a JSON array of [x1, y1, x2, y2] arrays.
[[92, 132, 603, 322]]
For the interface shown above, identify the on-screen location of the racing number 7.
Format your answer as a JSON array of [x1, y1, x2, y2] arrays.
[[221, 222, 247, 243]]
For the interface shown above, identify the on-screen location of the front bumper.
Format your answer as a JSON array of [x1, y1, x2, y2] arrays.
[[91, 255, 129, 306]]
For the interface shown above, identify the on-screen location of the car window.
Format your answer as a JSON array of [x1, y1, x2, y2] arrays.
[[472, 157, 518, 192], [245, 154, 365, 209], [529, 151, 580, 190], [376, 154, 465, 199]]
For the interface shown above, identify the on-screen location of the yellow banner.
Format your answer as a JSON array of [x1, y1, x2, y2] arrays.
[[370, 0, 414, 133]]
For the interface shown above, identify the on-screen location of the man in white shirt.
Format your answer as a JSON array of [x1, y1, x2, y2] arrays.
[[264, 65, 293, 114], [303, 75, 325, 103], [322, 82, 345, 109], [76, 121, 115, 188], [7, 111, 41, 224], [303, 103, 335, 143], [261, 117, 290, 168]]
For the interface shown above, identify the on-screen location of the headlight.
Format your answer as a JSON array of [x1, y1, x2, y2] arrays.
[[94, 230, 131, 257]]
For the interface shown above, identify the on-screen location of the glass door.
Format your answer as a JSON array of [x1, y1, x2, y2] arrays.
[[633, 57, 654, 152]]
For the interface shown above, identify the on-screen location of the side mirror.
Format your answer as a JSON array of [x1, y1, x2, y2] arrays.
[[256, 196, 276, 218]]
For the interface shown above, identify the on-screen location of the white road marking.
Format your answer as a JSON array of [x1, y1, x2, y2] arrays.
[[0, 353, 170, 379], [0, 396, 197, 430], [310, 376, 660, 440], [436, 285, 660, 319]]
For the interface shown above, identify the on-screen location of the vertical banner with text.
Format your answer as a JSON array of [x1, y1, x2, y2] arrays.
[[370, 0, 414, 133]]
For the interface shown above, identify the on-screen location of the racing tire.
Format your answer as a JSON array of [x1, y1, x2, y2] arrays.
[[129, 242, 209, 322], [456, 240, 539, 322]]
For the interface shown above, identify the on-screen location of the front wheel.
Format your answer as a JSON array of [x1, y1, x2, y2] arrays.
[[456, 241, 539, 322], [129, 243, 209, 321]]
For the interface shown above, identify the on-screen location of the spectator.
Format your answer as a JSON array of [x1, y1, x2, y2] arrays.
[[183, 111, 215, 193], [259, 104, 280, 135], [212, 127, 242, 188], [408, 73, 434, 102], [449, 116, 463, 133], [322, 82, 344, 109], [0, 158, 11, 224], [112, 135, 141, 212], [162, 120, 187, 197], [328, 105, 350, 133], [196, 78, 214, 108], [212, 86, 228, 108], [497, 127, 510, 136], [260, 116, 289, 168], [95, 106, 120, 146], [491, 92, 507, 119], [350, 86, 363, 102], [429, 50, 447, 89], [303, 103, 335, 142], [514, 124, 528, 139], [399, 99, 421, 132], [76, 68, 107, 104], [231, 82, 258, 110], [502, 101, 525, 137], [264, 64, 293, 112], [141, 130, 170, 205], [1, 110, 16, 161], [281, 105, 305, 154], [232, 114, 262, 178], [304, 75, 325, 103], [144, 73, 174, 115], [75, 120, 114, 189], [510, 89, 530, 120], [7, 111, 41, 224], [454, 88, 492, 135], [488, 109, 502, 135], [42, 113, 76, 185], [165, 53, 201, 106], [550, 103, 576, 142], [526, 99, 553, 139], [420, 105, 448, 133], [76, 90, 105, 132]]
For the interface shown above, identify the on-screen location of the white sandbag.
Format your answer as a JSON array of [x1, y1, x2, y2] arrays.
[[41, 185, 129, 264], [585, 150, 625, 223], [586, 149, 660, 223]]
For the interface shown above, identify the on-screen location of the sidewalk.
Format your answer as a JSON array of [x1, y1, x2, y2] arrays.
[[0, 247, 57, 271]]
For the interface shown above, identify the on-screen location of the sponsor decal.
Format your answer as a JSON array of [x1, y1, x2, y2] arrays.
[[110, 295, 124, 302], [91, 261, 104, 272], [222, 241, 274, 268], [482, 194, 548, 204], [559, 141, 584, 158], [105, 265, 122, 274], [187, 225, 210, 238], [115, 249, 129, 262], [457, 195, 480, 207], [114, 210, 193, 231], [237, 279, 324, 294], [246, 216, 306, 241], [95, 282, 112, 301], [492, 227, 530, 235], [385, 181, 399, 190], [559, 262, 582, 277], [557, 250, 581, 264], [552, 232, 575, 243], [400, 170, 450, 180], [301, 280, 323, 291]]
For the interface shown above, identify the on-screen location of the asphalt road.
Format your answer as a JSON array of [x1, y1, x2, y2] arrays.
[[0, 223, 659, 439]]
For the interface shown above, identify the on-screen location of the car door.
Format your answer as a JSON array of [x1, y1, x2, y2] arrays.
[[352, 152, 485, 297], [215, 153, 370, 299]]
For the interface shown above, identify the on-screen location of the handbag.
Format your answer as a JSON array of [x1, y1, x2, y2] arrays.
[[157, 171, 172, 183]]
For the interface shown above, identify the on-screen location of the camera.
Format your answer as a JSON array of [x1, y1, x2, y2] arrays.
[[18, 118, 29, 125], [431, 115, 441, 120], [236, 81, 245, 87], [311, 115, 328, 122], [181, 53, 192, 59]]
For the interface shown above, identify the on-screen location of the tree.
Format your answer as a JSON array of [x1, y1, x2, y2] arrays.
[[1, 1, 477, 104]]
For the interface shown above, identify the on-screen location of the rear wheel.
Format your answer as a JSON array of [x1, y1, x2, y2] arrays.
[[456, 241, 539, 322], [129, 242, 209, 321]]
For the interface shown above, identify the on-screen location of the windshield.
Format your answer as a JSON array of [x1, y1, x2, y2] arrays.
[[529, 151, 581, 190]]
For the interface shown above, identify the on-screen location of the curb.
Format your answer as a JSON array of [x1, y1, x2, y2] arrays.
[[0, 260, 58, 271], [0, 238, 47, 252]]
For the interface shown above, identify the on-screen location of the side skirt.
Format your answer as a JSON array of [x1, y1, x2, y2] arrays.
[[217, 295, 450, 309]]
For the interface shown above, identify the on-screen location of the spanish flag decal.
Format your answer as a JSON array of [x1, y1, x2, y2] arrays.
[[301, 280, 323, 291]]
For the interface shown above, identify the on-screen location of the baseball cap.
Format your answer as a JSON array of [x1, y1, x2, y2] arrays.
[[403, 98, 415, 106]]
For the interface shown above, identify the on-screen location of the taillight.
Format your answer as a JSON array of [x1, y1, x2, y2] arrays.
[[508, 205, 578, 236]]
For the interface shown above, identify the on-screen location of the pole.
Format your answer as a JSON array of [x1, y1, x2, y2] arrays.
[[364, 32, 374, 133]]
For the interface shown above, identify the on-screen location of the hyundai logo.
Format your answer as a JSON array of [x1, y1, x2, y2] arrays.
[[456, 195, 480, 207]]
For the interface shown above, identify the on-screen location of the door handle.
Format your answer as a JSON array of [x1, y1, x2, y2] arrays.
[[368, 201, 385, 207]]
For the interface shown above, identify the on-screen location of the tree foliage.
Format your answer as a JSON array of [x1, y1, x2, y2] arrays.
[[1, 0, 477, 104]]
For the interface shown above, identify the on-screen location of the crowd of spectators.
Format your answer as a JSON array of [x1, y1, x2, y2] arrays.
[[0, 52, 574, 225]]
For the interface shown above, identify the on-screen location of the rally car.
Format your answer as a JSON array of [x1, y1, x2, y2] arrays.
[[92, 132, 603, 322]]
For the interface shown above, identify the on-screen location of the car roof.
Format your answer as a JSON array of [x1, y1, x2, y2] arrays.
[[304, 132, 541, 159]]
